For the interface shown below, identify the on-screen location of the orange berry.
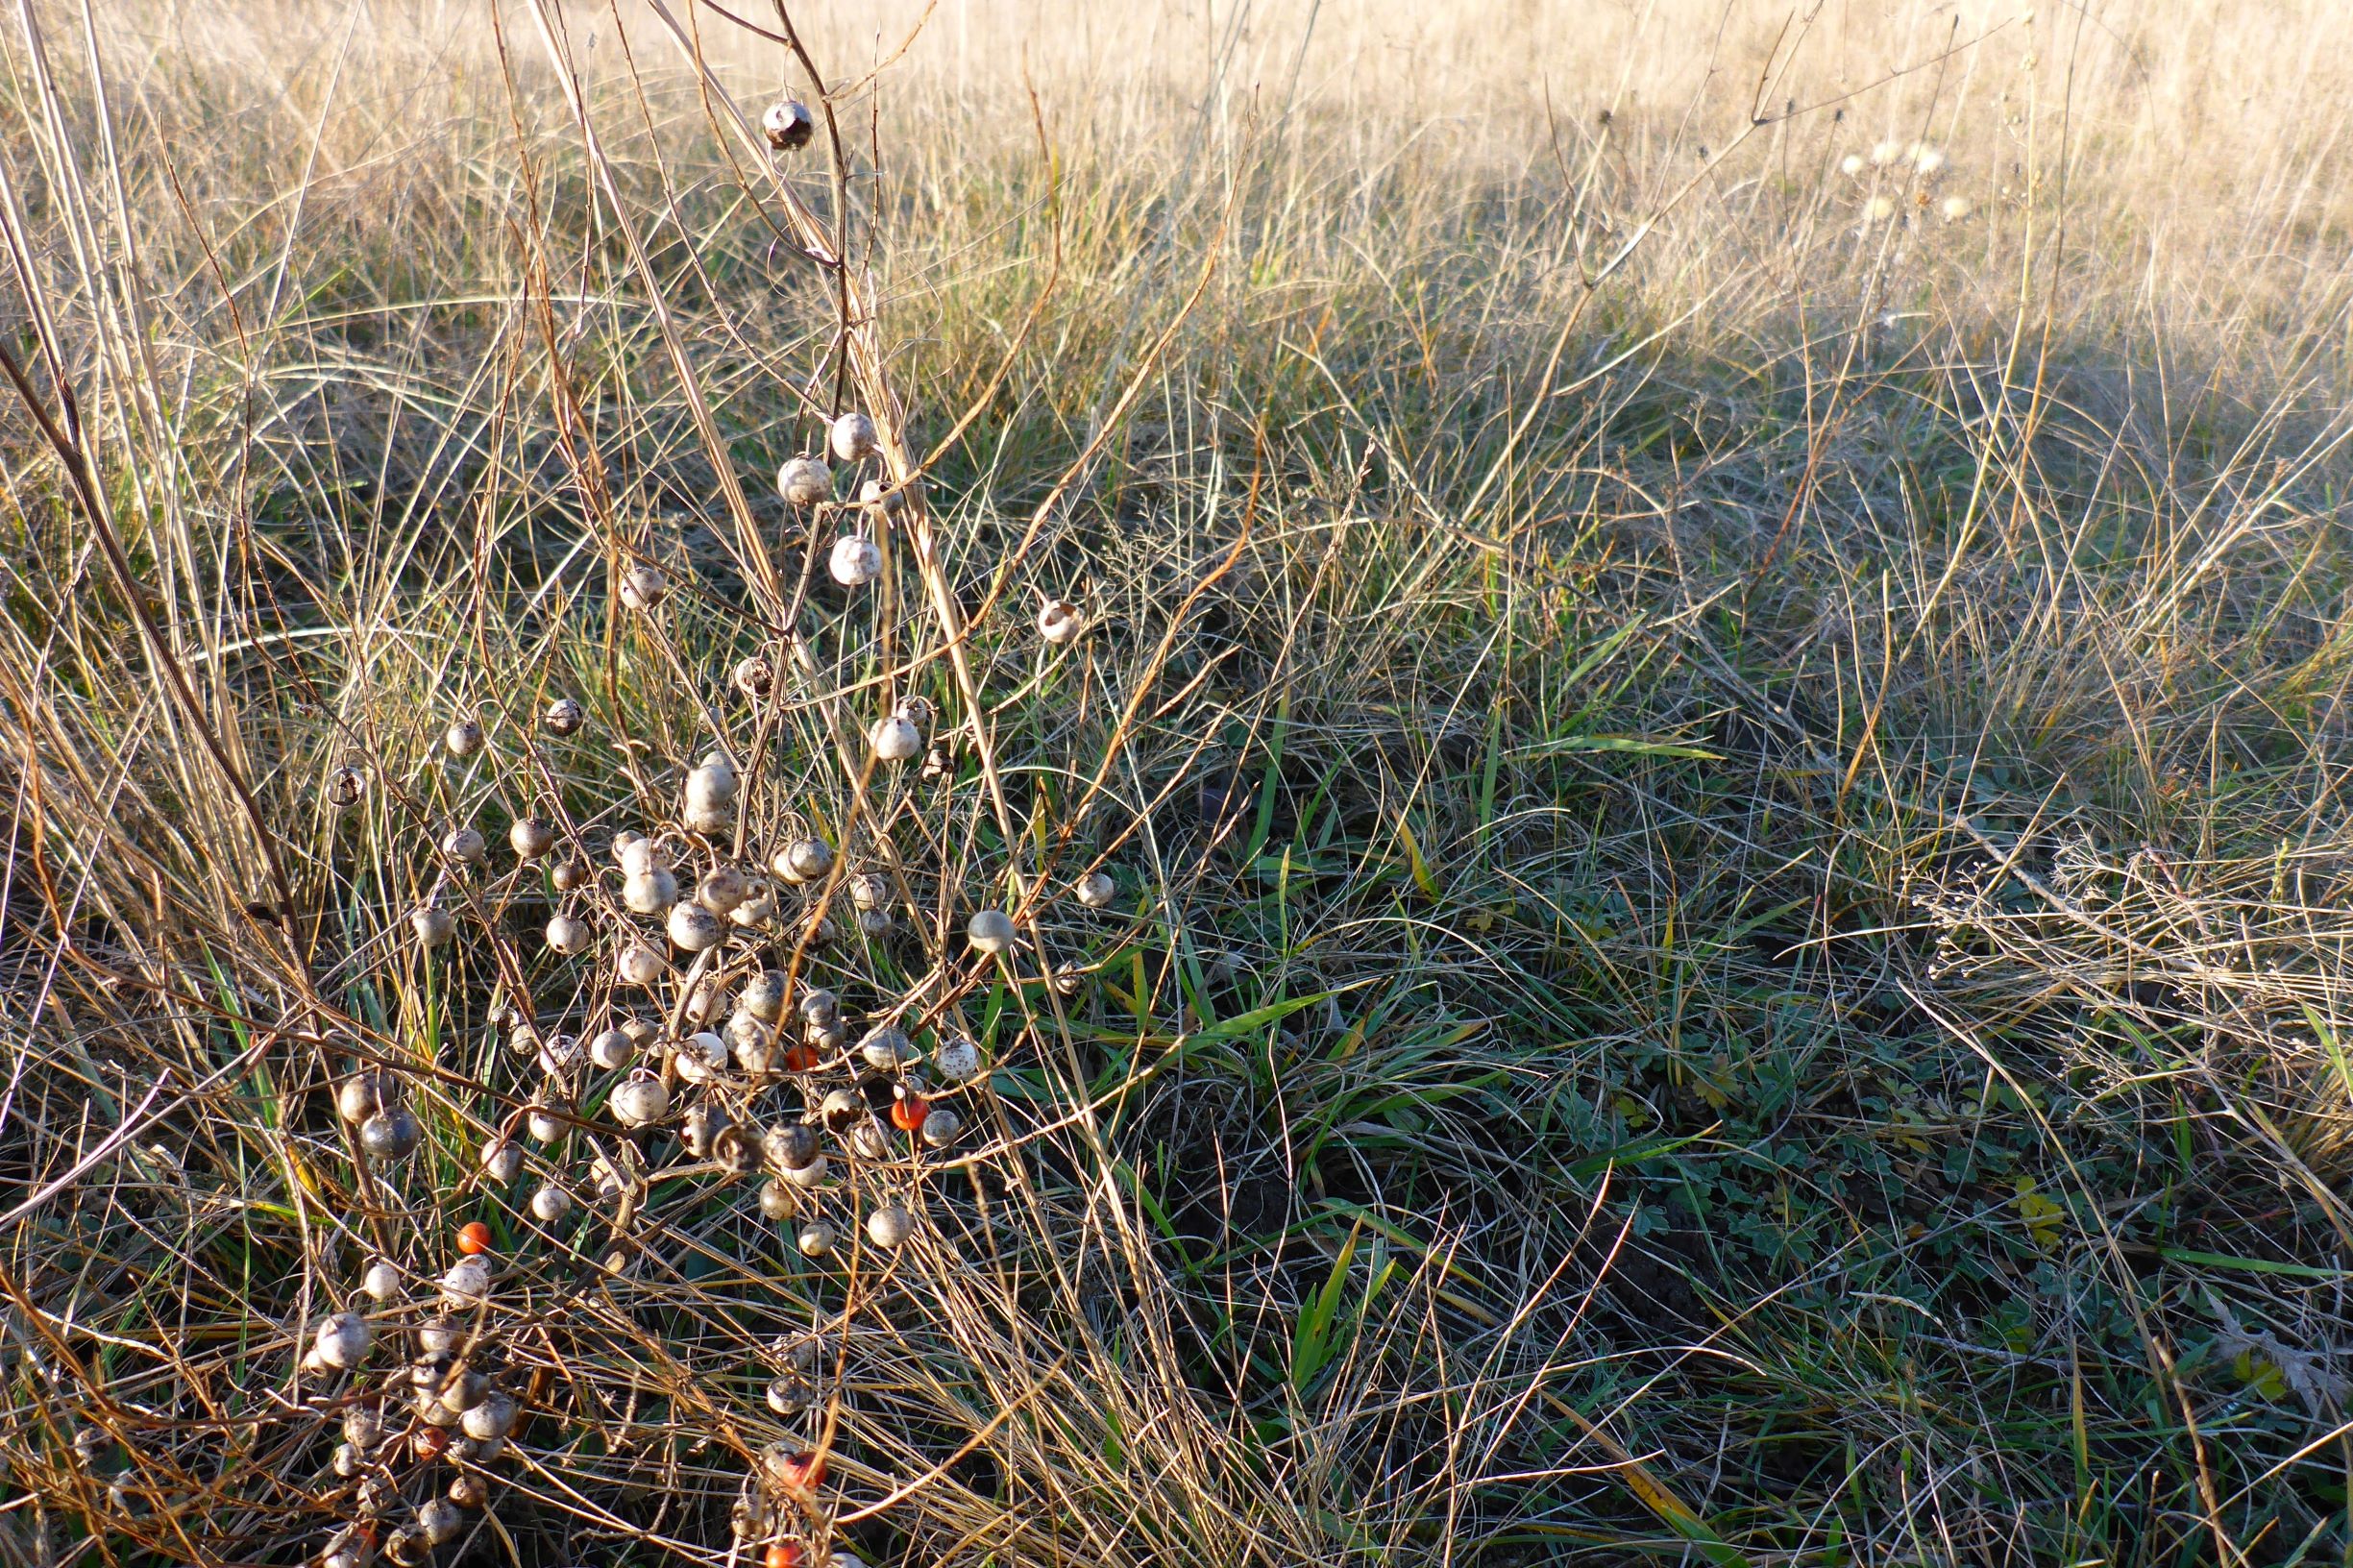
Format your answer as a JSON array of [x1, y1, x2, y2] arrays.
[[457, 1221, 493, 1256], [765, 1546, 804, 1568], [890, 1095, 929, 1132], [782, 1044, 821, 1073]]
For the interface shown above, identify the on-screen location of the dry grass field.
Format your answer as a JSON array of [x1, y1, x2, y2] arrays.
[[5, 1, 2353, 1564]]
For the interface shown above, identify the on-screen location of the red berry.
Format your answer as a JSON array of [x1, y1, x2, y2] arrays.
[[457, 1221, 493, 1256], [766, 1546, 804, 1568], [776, 1450, 826, 1490], [782, 1044, 821, 1073], [890, 1095, 930, 1132]]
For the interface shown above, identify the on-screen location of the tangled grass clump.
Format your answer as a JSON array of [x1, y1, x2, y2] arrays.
[[0, 12, 1607, 1563]]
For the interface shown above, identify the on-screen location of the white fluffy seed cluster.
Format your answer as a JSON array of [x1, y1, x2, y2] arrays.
[[1840, 138, 1974, 231]]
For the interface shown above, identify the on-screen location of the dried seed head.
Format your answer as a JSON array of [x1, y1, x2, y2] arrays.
[[610, 1071, 671, 1129], [413, 904, 456, 948], [778, 454, 834, 508], [762, 97, 815, 151], [440, 1256, 492, 1306], [1052, 963, 1086, 997], [967, 909, 1017, 954], [312, 1311, 373, 1370], [870, 711, 922, 762], [620, 562, 669, 611], [676, 1030, 731, 1085], [765, 1121, 821, 1171], [1839, 151, 1866, 177], [715, 1124, 757, 1176], [1038, 599, 1084, 645], [359, 1107, 422, 1162], [828, 532, 882, 587], [589, 1028, 634, 1071], [1909, 142, 1945, 176], [528, 1183, 573, 1224], [668, 901, 724, 952], [445, 717, 484, 757], [440, 826, 486, 864], [480, 1138, 524, 1183], [1870, 138, 1903, 165], [699, 864, 750, 914], [1863, 194, 1898, 223], [848, 1117, 892, 1160], [686, 755, 740, 808], [526, 1100, 568, 1145], [931, 1034, 982, 1081], [345, 1407, 386, 1449], [865, 1205, 913, 1249], [535, 1032, 581, 1076], [460, 1391, 516, 1441], [1940, 193, 1973, 222], [331, 1441, 366, 1479], [683, 1100, 734, 1159], [775, 838, 834, 884], [418, 1497, 464, 1546], [545, 913, 593, 956], [329, 764, 368, 809], [733, 654, 774, 700], [859, 1025, 914, 1070], [453, 1432, 505, 1464], [508, 818, 556, 860], [683, 978, 732, 1025], [727, 1007, 773, 1055], [337, 1071, 386, 1125], [828, 411, 879, 463], [436, 1366, 488, 1412], [738, 1017, 782, 1076], [742, 968, 790, 1021], [543, 696, 585, 735], [624, 868, 680, 915], [1074, 870, 1116, 909]]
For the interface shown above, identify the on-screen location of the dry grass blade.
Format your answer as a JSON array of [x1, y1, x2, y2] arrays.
[[5, 2, 2353, 1567]]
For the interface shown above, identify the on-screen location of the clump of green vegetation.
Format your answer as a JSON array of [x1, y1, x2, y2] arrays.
[[4, 3, 2353, 1566]]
